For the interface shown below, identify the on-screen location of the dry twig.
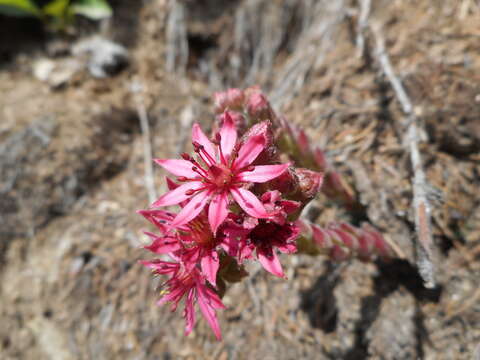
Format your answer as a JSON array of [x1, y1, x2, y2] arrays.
[[371, 26, 436, 288], [131, 80, 157, 204], [166, 0, 188, 75], [356, 0, 372, 58]]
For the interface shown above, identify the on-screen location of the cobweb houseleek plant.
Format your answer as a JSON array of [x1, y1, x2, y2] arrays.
[[138, 87, 394, 340]]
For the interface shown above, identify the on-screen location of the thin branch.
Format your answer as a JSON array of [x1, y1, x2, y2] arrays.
[[371, 25, 436, 288], [356, 0, 372, 58], [131, 80, 157, 204], [166, 0, 188, 75]]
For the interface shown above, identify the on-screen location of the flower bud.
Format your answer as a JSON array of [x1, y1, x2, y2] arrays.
[[241, 120, 276, 164], [245, 90, 275, 123], [226, 88, 245, 109], [268, 167, 298, 195], [213, 88, 245, 114], [217, 110, 247, 135], [213, 91, 228, 114], [295, 168, 324, 201]]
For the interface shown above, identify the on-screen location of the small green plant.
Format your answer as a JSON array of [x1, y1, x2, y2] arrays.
[[0, 0, 112, 28]]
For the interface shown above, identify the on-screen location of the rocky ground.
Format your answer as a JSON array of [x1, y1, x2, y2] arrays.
[[1, 0, 480, 359]]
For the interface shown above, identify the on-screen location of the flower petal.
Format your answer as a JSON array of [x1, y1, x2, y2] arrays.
[[230, 187, 269, 218], [257, 248, 285, 278], [201, 250, 220, 287], [139, 259, 179, 275], [192, 123, 216, 165], [184, 289, 196, 336], [208, 192, 229, 234], [157, 285, 185, 308], [150, 181, 203, 207], [197, 284, 222, 340], [154, 159, 198, 178], [203, 285, 226, 309], [144, 234, 181, 254], [219, 111, 237, 160], [233, 134, 265, 170], [238, 163, 289, 183], [170, 190, 212, 228]]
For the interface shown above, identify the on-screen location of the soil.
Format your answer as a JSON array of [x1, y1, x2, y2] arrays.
[[1, 1, 480, 359]]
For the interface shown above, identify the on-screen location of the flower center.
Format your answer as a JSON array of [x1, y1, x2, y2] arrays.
[[189, 217, 215, 247], [249, 221, 280, 245], [208, 164, 233, 188]]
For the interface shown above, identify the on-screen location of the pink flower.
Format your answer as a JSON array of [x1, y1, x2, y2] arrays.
[[152, 112, 289, 234], [141, 258, 225, 340], [139, 207, 226, 287], [225, 191, 300, 278]]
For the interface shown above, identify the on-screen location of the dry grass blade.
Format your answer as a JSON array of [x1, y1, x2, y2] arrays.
[[371, 25, 436, 288], [131, 80, 157, 204], [356, 0, 372, 58], [166, 0, 188, 75]]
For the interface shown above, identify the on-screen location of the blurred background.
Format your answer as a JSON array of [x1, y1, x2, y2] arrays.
[[1, 0, 480, 359]]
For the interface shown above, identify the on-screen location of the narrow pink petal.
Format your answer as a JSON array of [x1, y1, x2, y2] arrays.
[[170, 190, 212, 228], [203, 286, 226, 309], [201, 250, 220, 286], [144, 235, 181, 254], [208, 192, 229, 234], [154, 159, 198, 178], [138, 209, 176, 221], [238, 163, 289, 183], [157, 286, 185, 307], [184, 289, 196, 336], [219, 111, 237, 159], [192, 123, 216, 164], [150, 181, 203, 207], [233, 134, 265, 170], [138, 209, 175, 230], [257, 248, 285, 278], [197, 285, 222, 340], [230, 187, 269, 218], [181, 248, 201, 273], [140, 260, 179, 275]]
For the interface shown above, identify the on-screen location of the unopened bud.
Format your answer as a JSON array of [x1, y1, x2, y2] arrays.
[[246, 91, 274, 122], [241, 120, 276, 164], [268, 167, 298, 194], [217, 110, 247, 135], [213, 88, 245, 114], [226, 88, 245, 109], [295, 168, 324, 201], [213, 91, 229, 114]]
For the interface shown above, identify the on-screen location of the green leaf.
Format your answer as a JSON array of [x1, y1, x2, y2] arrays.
[[71, 0, 111, 20], [0, 0, 41, 17], [42, 0, 70, 17]]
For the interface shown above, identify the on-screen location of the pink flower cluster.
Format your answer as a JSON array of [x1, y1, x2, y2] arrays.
[[138, 86, 394, 340], [139, 110, 303, 340]]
